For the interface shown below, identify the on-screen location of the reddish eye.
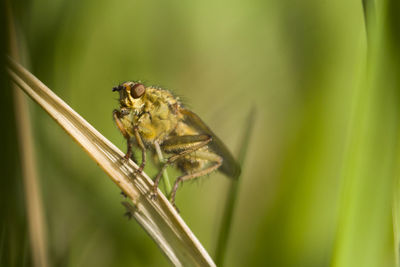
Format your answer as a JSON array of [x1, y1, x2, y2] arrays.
[[131, 83, 145, 98]]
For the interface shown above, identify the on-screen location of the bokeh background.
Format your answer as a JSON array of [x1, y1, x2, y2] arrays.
[[1, 0, 400, 266]]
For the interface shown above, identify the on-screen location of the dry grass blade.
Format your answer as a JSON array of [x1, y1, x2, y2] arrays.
[[6, 3, 50, 266], [6, 57, 216, 267]]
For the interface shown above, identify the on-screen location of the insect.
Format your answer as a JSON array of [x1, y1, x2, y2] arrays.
[[112, 81, 240, 209]]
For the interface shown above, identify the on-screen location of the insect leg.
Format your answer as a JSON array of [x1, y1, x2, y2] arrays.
[[170, 157, 222, 210], [151, 135, 212, 198], [124, 138, 133, 160], [113, 109, 133, 160], [133, 126, 146, 174], [113, 109, 128, 138], [161, 134, 211, 153]]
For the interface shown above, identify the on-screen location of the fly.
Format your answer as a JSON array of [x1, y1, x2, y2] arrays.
[[112, 81, 240, 210]]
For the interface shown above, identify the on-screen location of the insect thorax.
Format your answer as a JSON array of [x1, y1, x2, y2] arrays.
[[135, 88, 182, 144]]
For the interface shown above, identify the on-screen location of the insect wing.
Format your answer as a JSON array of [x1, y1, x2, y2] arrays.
[[180, 108, 241, 179]]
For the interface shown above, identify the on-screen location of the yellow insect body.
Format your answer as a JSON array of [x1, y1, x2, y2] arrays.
[[113, 81, 240, 208]]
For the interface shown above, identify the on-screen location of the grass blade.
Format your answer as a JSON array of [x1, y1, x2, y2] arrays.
[[332, 1, 400, 266], [6, 3, 50, 267], [6, 57, 215, 267], [215, 108, 256, 266]]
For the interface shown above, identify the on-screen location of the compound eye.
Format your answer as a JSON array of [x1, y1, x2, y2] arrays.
[[131, 83, 145, 98]]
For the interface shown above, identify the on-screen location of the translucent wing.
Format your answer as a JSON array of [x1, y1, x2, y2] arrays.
[[180, 108, 241, 179]]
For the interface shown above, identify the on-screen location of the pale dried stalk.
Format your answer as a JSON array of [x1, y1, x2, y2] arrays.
[[13, 81, 50, 267], [7, 57, 216, 267], [7, 3, 50, 267]]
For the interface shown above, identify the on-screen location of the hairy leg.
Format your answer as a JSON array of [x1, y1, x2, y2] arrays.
[[151, 135, 212, 198], [170, 159, 222, 211], [113, 109, 133, 161], [133, 126, 146, 174]]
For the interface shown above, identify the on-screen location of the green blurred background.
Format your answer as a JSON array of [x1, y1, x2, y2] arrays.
[[2, 0, 400, 266]]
